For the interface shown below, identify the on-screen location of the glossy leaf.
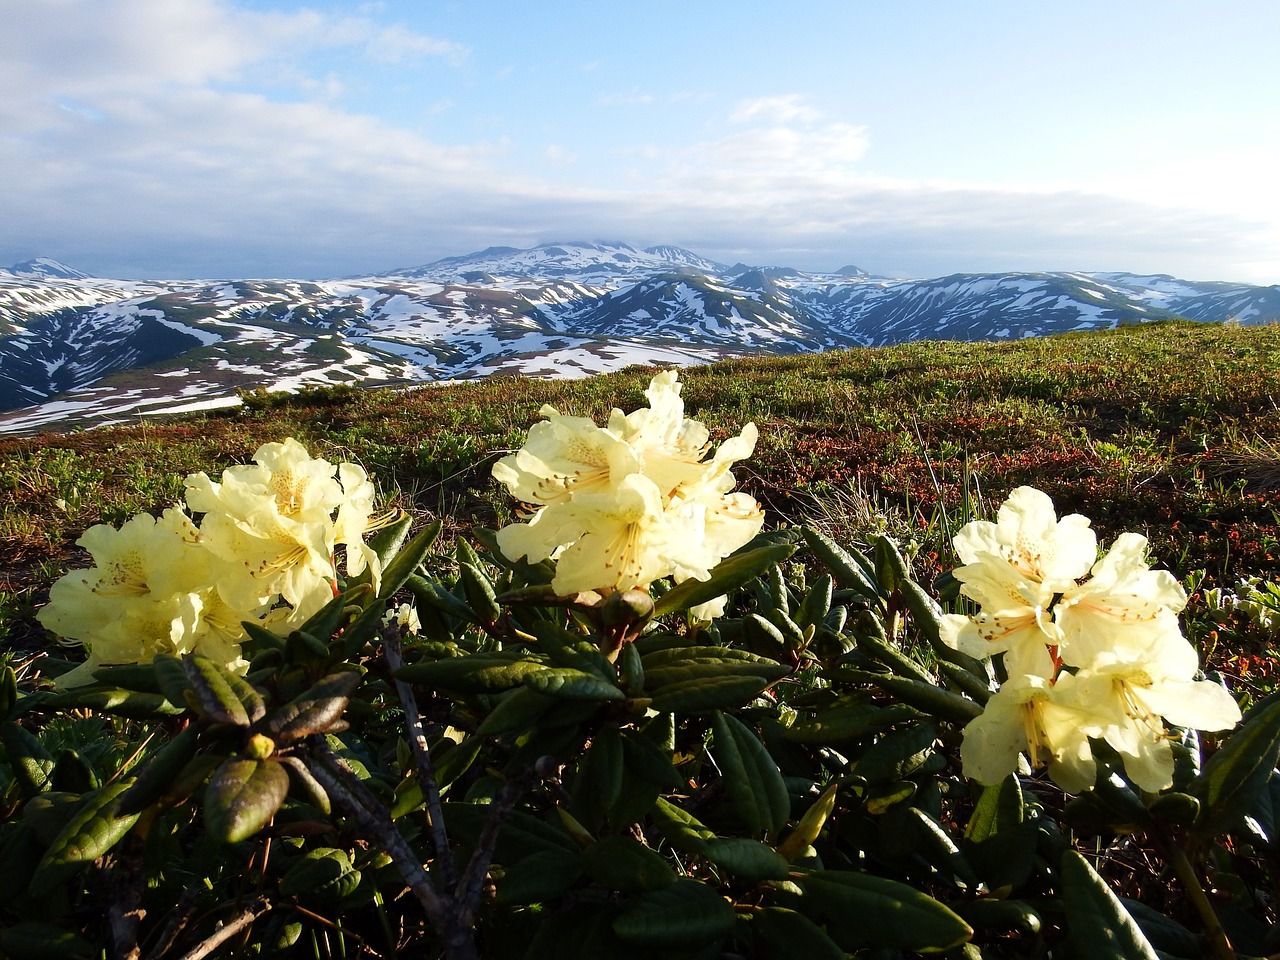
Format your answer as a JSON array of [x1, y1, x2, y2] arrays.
[[43, 686, 184, 719], [648, 675, 774, 714], [704, 837, 790, 881], [746, 907, 847, 960], [650, 797, 717, 854], [279, 847, 361, 901], [573, 727, 624, 833], [181, 655, 252, 727], [855, 722, 939, 784], [496, 848, 583, 905], [802, 528, 878, 598], [784, 700, 921, 745], [1060, 850, 1159, 959], [712, 711, 790, 835], [581, 835, 675, 893], [965, 775, 1024, 843], [613, 878, 735, 947], [1191, 693, 1280, 837], [524, 667, 624, 701], [204, 757, 290, 843], [834, 667, 982, 725], [29, 781, 140, 897], [642, 654, 790, 689], [266, 670, 361, 742], [532, 620, 616, 683], [797, 869, 973, 953], [379, 519, 443, 600], [22, 792, 86, 846], [653, 542, 797, 616], [394, 654, 549, 693], [476, 686, 556, 737], [1, 721, 55, 796]]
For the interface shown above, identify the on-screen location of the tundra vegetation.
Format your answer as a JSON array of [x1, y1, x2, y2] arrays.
[[0, 319, 1278, 959]]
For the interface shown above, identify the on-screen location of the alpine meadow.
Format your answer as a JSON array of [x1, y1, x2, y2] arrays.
[[1, 318, 1280, 959]]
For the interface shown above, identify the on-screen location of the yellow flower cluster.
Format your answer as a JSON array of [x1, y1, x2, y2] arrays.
[[39, 439, 380, 688], [492, 371, 763, 613], [943, 486, 1240, 793]]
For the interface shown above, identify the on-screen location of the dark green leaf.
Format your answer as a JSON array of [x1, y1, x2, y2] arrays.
[[1, 720, 54, 796], [204, 757, 289, 843], [279, 847, 361, 901], [40, 686, 184, 718], [783, 700, 920, 745], [531, 620, 616, 683], [525, 667, 624, 701], [833, 667, 982, 725], [650, 797, 716, 854], [613, 878, 735, 947], [959, 899, 1043, 935], [802, 528, 879, 598], [704, 837, 790, 881], [965, 775, 1024, 843], [1060, 850, 1159, 959], [459, 562, 501, 626], [277, 755, 331, 815], [1191, 693, 1278, 837], [581, 835, 675, 893], [266, 670, 360, 742], [22, 792, 86, 846], [476, 686, 555, 737], [1119, 898, 1201, 958], [653, 543, 797, 616], [365, 511, 414, 575], [618, 640, 645, 695], [712, 711, 790, 835], [797, 869, 973, 952], [379, 519, 443, 600], [649, 674, 773, 715], [620, 729, 682, 789], [181, 655, 252, 727], [573, 727, 624, 833], [51, 748, 100, 793], [495, 848, 582, 905], [29, 781, 140, 897], [394, 653, 548, 693], [90, 663, 162, 693], [746, 907, 847, 960], [855, 722, 938, 784]]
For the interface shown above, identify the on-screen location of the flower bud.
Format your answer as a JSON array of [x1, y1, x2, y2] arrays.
[[600, 588, 655, 630]]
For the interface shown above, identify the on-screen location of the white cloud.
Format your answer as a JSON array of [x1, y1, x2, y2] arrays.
[[1, 3, 1276, 285], [729, 94, 825, 125]]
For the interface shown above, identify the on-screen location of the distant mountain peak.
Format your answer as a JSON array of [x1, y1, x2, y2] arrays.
[[388, 240, 725, 281], [4, 258, 91, 280]]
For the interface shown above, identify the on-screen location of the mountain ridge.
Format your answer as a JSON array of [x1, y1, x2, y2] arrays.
[[2, 241, 1277, 435]]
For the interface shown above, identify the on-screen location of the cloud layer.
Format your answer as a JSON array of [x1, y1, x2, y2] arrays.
[[3, 0, 1276, 283]]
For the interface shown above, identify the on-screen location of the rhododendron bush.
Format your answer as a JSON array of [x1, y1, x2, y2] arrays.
[[2, 372, 1277, 960]]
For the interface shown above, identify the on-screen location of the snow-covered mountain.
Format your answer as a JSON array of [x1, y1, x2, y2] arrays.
[[1, 243, 1276, 434]]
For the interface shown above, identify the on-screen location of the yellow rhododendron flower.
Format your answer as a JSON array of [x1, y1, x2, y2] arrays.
[[493, 371, 763, 600], [1055, 532, 1189, 668], [959, 674, 1099, 794], [945, 486, 1097, 676], [948, 486, 1241, 793], [40, 437, 388, 687], [186, 438, 379, 612], [37, 508, 232, 687]]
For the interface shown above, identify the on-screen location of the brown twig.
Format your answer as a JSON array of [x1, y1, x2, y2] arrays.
[[382, 621, 457, 888], [170, 898, 272, 960]]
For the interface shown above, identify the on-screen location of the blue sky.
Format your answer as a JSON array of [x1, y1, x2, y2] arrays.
[[4, 0, 1278, 281]]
